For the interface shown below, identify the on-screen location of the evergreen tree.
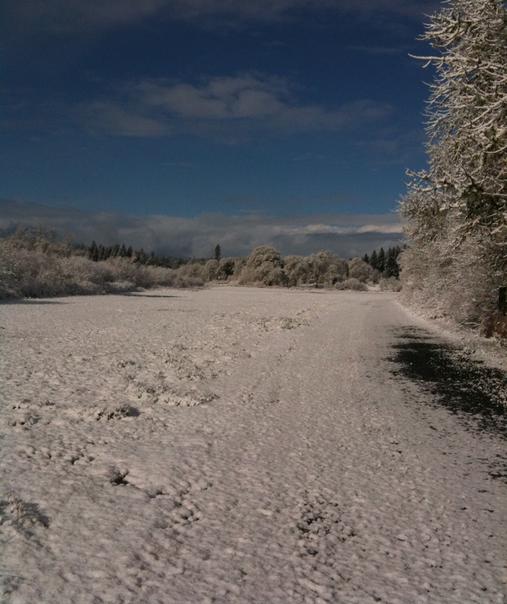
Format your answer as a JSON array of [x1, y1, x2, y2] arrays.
[[385, 248, 400, 278], [362, 253, 370, 264], [135, 248, 147, 264], [377, 248, 386, 273], [214, 244, 222, 262], [89, 241, 99, 262], [370, 249, 378, 270]]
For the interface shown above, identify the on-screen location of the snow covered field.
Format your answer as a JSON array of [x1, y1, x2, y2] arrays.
[[1, 286, 506, 604]]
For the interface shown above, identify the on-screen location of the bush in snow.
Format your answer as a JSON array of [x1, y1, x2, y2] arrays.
[[283, 255, 311, 287], [348, 257, 373, 283], [204, 259, 219, 281], [0, 232, 206, 299], [308, 251, 348, 287], [216, 258, 244, 281], [336, 278, 368, 291], [379, 277, 402, 292], [239, 246, 284, 285]]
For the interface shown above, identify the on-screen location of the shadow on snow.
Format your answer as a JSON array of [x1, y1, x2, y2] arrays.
[[389, 326, 507, 481]]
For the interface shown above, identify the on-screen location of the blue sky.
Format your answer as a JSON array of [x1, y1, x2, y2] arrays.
[[0, 0, 439, 255]]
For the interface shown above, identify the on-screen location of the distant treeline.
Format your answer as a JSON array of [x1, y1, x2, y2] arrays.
[[84, 241, 187, 268], [362, 246, 402, 279], [83, 239, 403, 278], [0, 228, 404, 299]]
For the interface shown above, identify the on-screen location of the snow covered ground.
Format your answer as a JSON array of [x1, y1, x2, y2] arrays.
[[1, 286, 506, 604]]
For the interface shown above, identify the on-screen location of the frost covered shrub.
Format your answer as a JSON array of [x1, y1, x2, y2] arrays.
[[379, 277, 402, 292], [236, 247, 354, 288], [204, 259, 219, 281], [232, 258, 246, 279], [0, 233, 207, 299], [60, 256, 115, 286], [336, 278, 368, 291], [215, 258, 235, 280], [283, 253, 348, 287], [283, 255, 310, 287], [0, 243, 65, 298], [400, 235, 500, 325], [105, 257, 155, 288], [0, 243, 25, 298], [264, 266, 288, 287], [174, 262, 205, 287], [0, 241, 114, 298], [348, 257, 372, 283], [239, 246, 284, 285], [208, 257, 244, 282], [327, 259, 349, 285], [5, 228, 73, 257], [307, 251, 344, 287]]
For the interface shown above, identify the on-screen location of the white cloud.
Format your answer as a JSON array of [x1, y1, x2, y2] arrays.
[[80, 74, 392, 138], [139, 76, 289, 120], [0, 199, 403, 258], [82, 102, 171, 137], [285, 223, 403, 236]]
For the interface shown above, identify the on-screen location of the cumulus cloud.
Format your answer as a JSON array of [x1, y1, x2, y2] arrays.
[[80, 74, 392, 138], [0, 199, 403, 258], [82, 102, 171, 137], [138, 76, 290, 120]]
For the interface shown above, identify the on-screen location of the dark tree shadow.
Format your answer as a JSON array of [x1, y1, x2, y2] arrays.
[[389, 326, 507, 437], [119, 293, 180, 299], [0, 299, 66, 305], [389, 326, 507, 481]]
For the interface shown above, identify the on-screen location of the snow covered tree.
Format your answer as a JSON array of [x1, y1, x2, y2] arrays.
[[348, 257, 373, 283], [239, 246, 284, 285], [409, 0, 507, 234], [217, 258, 235, 280], [204, 259, 219, 281], [400, 0, 507, 328], [284, 255, 311, 287], [308, 251, 342, 287]]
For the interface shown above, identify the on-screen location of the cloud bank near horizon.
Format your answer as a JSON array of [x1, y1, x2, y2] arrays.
[[0, 199, 403, 258]]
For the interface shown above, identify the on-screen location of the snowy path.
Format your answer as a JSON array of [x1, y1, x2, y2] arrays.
[[1, 287, 506, 604]]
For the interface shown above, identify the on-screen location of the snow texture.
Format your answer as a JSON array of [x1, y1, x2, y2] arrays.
[[1, 287, 506, 603]]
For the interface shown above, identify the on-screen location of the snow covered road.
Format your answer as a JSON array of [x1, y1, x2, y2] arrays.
[[1, 287, 506, 603]]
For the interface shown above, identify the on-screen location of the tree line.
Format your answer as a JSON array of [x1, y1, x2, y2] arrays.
[[362, 246, 402, 279], [86, 241, 186, 268], [85, 239, 402, 280], [1, 229, 404, 300]]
